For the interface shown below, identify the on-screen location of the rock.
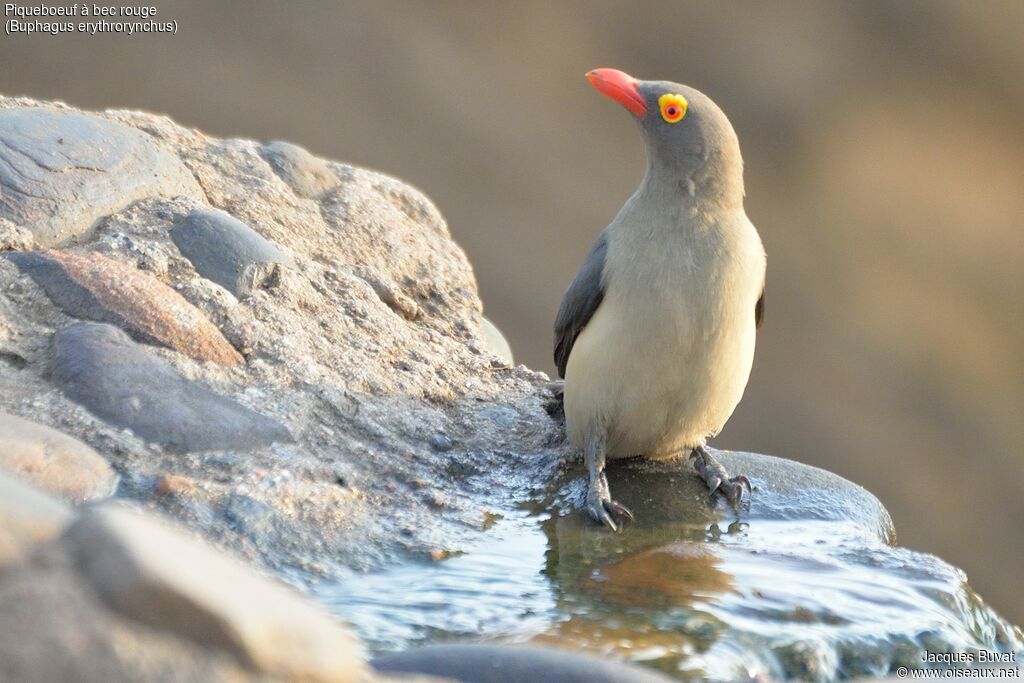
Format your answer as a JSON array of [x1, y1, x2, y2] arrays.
[[0, 535, 260, 683], [480, 316, 514, 366], [593, 449, 896, 543], [52, 322, 291, 452], [372, 644, 676, 683], [0, 412, 117, 503], [171, 207, 294, 297], [154, 473, 195, 497], [259, 140, 339, 198], [62, 502, 367, 682], [0, 217, 34, 251], [0, 108, 200, 247], [0, 469, 74, 566], [5, 250, 243, 366], [0, 94, 1018, 682]]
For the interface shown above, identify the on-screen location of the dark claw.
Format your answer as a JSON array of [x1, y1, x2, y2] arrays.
[[692, 447, 753, 509], [586, 483, 633, 532], [607, 500, 634, 521]]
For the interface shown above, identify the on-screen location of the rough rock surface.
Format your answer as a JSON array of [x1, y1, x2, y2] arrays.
[[0, 411, 117, 502], [0, 107, 201, 247], [63, 502, 366, 682], [0, 92, 558, 582], [171, 206, 295, 297], [52, 322, 291, 452], [259, 140, 339, 198], [5, 250, 242, 365]]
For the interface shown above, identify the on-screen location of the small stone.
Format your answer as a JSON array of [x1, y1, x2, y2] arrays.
[[52, 322, 292, 453], [154, 473, 195, 497], [61, 502, 367, 682], [0, 108, 201, 247], [258, 140, 338, 198], [0, 469, 75, 566], [5, 250, 243, 366], [171, 207, 294, 298], [429, 434, 453, 452], [0, 412, 117, 503]]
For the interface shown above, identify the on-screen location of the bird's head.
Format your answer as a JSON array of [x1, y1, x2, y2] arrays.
[[586, 68, 744, 206]]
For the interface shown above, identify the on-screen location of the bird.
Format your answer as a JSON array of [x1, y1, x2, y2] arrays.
[[553, 68, 766, 531]]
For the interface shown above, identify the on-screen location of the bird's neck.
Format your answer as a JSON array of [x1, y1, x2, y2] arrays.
[[639, 150, 745, 213]]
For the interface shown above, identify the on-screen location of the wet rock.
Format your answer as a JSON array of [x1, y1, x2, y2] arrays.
[[6, 250, 243, 366], [372, 644, 676, 683], [62, 502, 367, 682], [0, 412, 117, 503], [481, 316, 514, 366], [259, 140, 338, 198], [0, 108, 200, 247], [52, 322, 291, 452], [171, 207, 294, 297], [589, 449, 895, 543], [0, 469, 74, 566]]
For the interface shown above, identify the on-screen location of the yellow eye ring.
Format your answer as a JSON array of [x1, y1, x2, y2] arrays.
[[659, 93, 688, 124]]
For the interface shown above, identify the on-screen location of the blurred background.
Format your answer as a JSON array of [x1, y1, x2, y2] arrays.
[[2, 0, 1022, 622]]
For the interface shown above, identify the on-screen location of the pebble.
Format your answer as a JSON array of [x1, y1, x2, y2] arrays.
[[52, 322, 292, 453], [429, 434, 453, 452], [154, 474, 195, 497], [6, 250, 243, 366], [62, 502, 366, 682], [0, 412, 117, 503], [171, 207, 294, 298]]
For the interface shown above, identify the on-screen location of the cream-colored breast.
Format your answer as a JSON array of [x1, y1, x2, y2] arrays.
[[564, 209, 764, 458]]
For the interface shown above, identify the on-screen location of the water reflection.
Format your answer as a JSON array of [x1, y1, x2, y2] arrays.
[[320, 453, 1022, 681]]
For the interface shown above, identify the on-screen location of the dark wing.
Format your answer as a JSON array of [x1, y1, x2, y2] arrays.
[[755, 286, 765, 330], [553, 231, 608, 378]]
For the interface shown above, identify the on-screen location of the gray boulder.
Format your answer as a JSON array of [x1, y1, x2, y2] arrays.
[[52, 322, 291, 452], [0, 108, 200, 247]]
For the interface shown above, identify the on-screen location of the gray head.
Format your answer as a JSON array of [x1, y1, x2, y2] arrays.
[[586, 68, 744, 207]]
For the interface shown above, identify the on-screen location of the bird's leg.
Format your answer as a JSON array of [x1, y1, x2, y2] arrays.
[[690, 445, 751, 508], [584, 426, 634, 531]]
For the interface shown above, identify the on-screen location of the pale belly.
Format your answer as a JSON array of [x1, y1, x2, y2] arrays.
[[563, 287, 756, 459]]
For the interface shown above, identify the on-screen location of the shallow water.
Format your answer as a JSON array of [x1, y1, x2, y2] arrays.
[[319, 456, 1022, 681]]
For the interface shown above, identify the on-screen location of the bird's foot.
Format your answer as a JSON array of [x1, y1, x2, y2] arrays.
[[691, 446, 752, 508], [585, 471, 634, 532]]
